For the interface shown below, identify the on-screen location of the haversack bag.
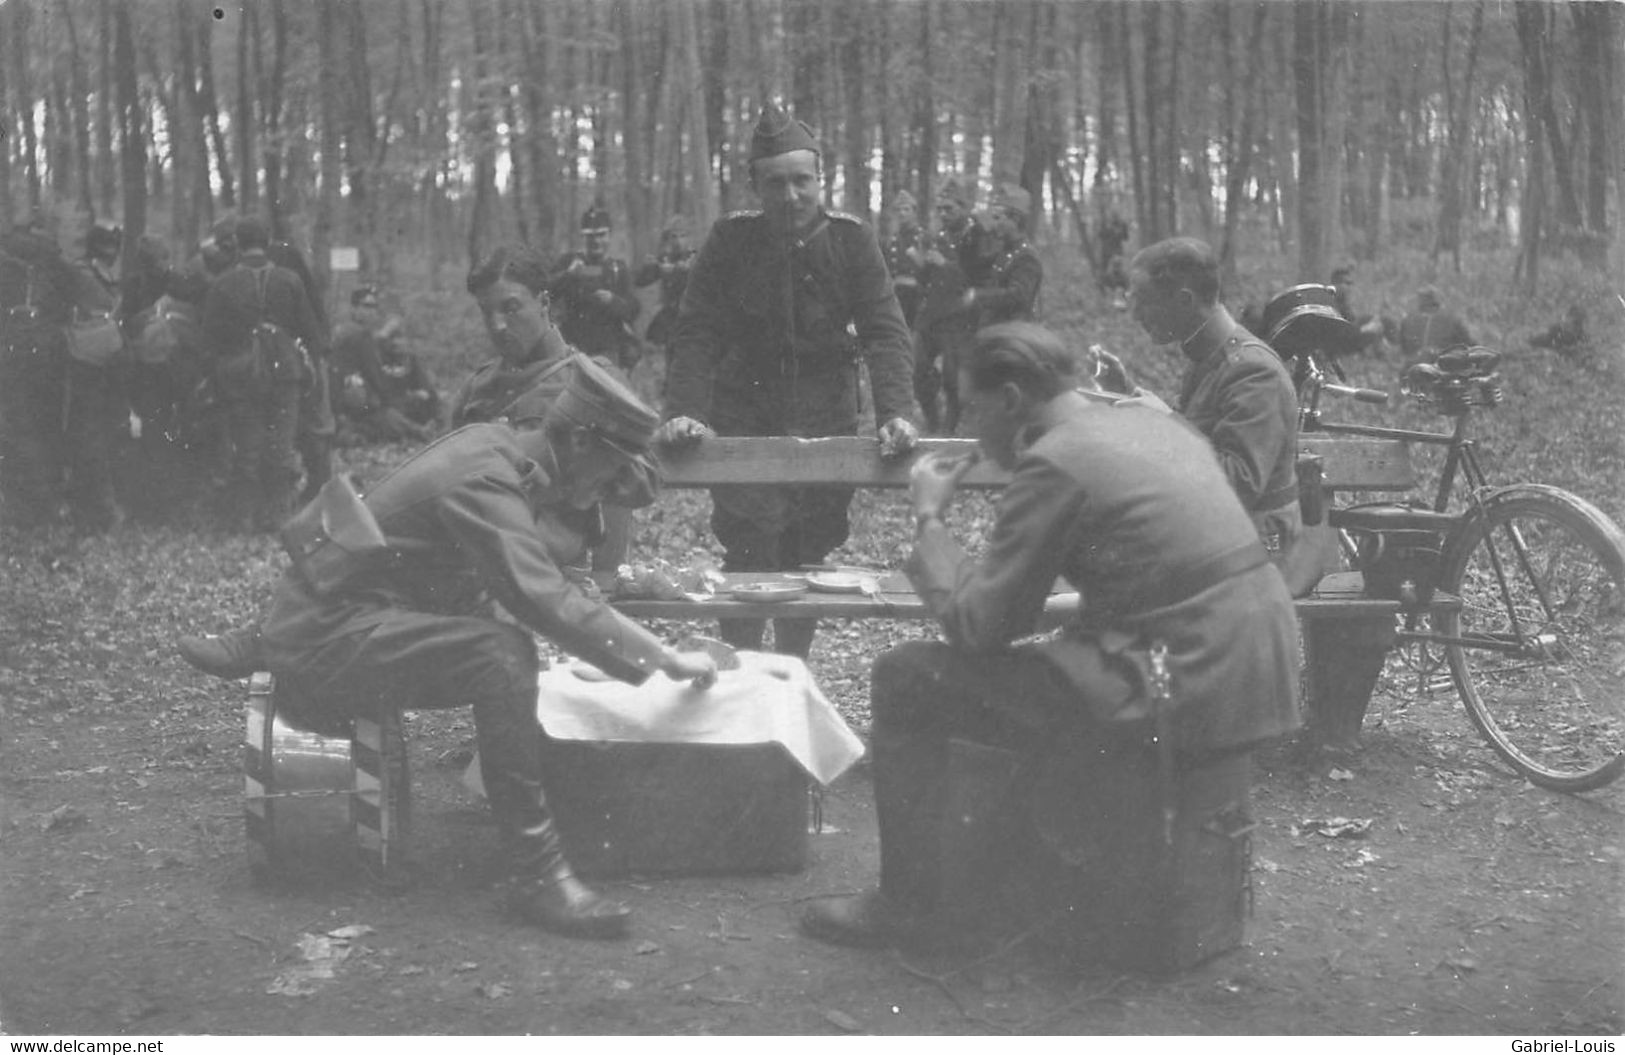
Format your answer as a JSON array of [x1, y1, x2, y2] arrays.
[[278, 474, 392, 596], [66, 312, 126, 367]]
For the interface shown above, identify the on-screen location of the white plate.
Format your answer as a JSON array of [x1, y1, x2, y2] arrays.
[[805, 571, 874, 594]]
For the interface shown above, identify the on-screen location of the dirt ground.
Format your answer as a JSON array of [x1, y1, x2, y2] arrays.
[[1, 596, 1621, 1037]]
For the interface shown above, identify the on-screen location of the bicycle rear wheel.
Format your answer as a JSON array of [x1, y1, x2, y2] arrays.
[[1439, 492, 1625, 792]]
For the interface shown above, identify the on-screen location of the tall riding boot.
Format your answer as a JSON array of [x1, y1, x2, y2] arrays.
[[801, 727, 947, 948], [771, 617, 817, 661], [493, 766, 630, 940], [297, 433, 332, 505], [717, 617, 766, 652]]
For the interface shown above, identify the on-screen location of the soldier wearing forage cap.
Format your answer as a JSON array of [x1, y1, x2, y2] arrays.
[[659, 101, 920, 661], [881, 190, 926, 329], [962, 181, 1043, 346], [177, 354, 717, 941], [913, 175, 996, 434], [548, 202, 641, 374], [633, 214, 697, 353]]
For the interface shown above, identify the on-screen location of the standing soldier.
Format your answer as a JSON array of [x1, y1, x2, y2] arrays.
[[549, 203, 641, 375], [633, 215, 696, 353], [0, 210, 78, 530], [658, 102, 920, 661], [963, 182, 1043, 337], [881, 190, 925, 329], [912, 177, 994, 434], [201, 218, 325, 533], [62, 224, 130, 533]]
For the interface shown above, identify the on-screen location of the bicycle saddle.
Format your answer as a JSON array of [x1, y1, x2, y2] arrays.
[[1435, 346, 1500, 377]]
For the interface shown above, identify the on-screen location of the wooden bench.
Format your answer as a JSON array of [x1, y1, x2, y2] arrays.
[[623, 433, 1425, 748]]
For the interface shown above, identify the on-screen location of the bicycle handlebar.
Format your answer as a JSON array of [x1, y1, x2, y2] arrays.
[[1322, 382, 1390, 405]]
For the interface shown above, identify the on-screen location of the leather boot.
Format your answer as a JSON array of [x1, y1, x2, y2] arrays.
[[177, 626, 265, 679], [507, 814, 631, 940], [803, 727, 951, 950]]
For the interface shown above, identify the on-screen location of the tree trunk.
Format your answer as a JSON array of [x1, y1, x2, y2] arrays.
[[0, 6, 12, 229], [113, 0, 144, 268], [314, 0, 341, 322], [260, 0, 290, 236], [1513, 2, 1549, 293], [11, 1, 41, 211], [915, 1, 937, 209], [1292, 1, 1325, 282], [1119, 2, 1147, 238], [464, 0, 500, 267], [620, 0, 648, 260], [195, 15, 231, 215], [1570, 3, 1613, 237], [676, 0, 713, 226], [60, 2, 97, 223], [236, 2, 257, 212], [1219, 3, 1269, 281], [1432, 1, 1484, 273], [840, 0, 870, 216]]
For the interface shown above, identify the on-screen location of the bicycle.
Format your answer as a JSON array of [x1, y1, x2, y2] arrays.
[[1295, 345, 1625, 792]]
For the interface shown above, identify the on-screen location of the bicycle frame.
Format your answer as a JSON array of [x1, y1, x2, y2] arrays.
[[1298, 355, 1551, 660]]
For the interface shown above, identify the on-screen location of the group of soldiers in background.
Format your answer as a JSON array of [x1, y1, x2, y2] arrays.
[[0, 209, 440, 535], [881, 178, 1044, 435]]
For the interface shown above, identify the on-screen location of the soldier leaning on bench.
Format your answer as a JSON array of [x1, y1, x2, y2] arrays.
[[799, 322, 1302, 950], [657, 101, 920, 663], [177, 356, 718, 942]]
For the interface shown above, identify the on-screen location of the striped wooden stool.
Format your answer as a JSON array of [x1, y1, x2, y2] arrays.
[[243, 672, 411, 882]]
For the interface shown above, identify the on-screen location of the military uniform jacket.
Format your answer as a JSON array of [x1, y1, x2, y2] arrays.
[[548, 252, 640, 359], [881, 223, 925, 327], [331, 321, 401, 412], [202, 256, 325, 361], [664, 208, 916, 437], [1178, 321, 1301, 546], [968, 240, 1042, 327], [633, 250, 694, 308], [261, 423, 668, 686], [913, 217, 995, 335], [0, 231, 76, 350], [906, 401, 1300, 752], [1398, 309, 1472, 358]]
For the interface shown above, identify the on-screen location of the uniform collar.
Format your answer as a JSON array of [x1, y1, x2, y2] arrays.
[[1180, 306, 1239, 363]]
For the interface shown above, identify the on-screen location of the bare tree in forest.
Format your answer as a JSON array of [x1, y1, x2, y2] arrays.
[[1432, 1, 1485, 273], [113, 0, 144, 274]]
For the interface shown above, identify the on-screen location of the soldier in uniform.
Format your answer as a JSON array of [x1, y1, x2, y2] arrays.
[[451, 244, 640, 572], [201, 218, 326, 533], [799, 322, 1300, 949], [633, 215, 696, 353], [0, 210, 78, 529], [912, 177, 994, 434], [177, 356, 718, 940], [963, 182, 1043, 335], [330, 285, 437, 445], [62, 224, 130, 533], [1103, 237, 1318, 596], [1397, 285, 1473, 360], [548, 203, 641, 374], [658, 102, 920, 660], [881, 190, 925, 329]]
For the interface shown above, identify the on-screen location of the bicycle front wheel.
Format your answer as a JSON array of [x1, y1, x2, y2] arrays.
[[1439, 492, 1625, 792]]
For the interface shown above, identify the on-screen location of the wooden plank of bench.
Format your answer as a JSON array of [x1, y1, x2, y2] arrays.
[[1299, 436, 1417, 493], [653, 434, 1417, 493]]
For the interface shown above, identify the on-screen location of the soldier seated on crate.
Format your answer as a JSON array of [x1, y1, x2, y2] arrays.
[[799, 322, 1301, 951], [176, 356, 718, 941]]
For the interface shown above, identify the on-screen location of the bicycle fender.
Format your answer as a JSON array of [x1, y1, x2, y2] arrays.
[[1453, 484, 1625, 569]]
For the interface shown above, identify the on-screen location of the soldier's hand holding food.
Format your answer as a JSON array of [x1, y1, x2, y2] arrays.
[[877, 417, 919, 458], [909, 447, 980, 520], [655, 416, 715, 447], [661, 649, 719, 691]]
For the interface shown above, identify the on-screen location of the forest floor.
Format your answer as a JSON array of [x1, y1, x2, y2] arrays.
[[1, 245, 1622, 1036]]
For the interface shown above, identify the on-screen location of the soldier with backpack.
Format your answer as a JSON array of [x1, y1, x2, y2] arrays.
[[201, 217, 325, 533], [0, 210, 78, 530]]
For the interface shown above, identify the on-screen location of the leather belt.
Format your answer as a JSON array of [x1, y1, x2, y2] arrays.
[[1133, 540, 1272, 614]]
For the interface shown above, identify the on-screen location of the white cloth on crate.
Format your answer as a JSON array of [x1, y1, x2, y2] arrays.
[[464, 651, 865, 795]]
